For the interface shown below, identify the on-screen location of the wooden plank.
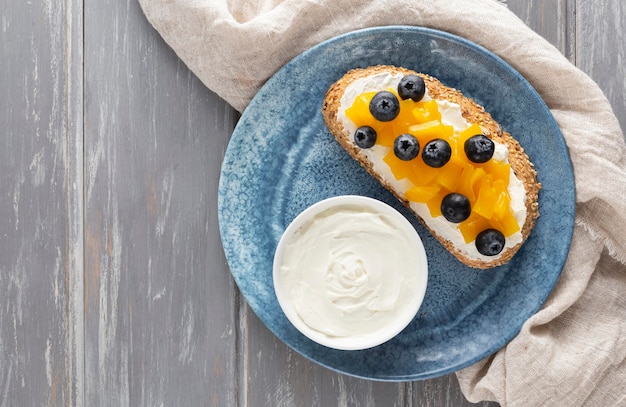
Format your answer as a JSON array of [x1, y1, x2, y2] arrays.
[[240, 303, 499, 406], [506, 0, 575, 59], [0, 0, 83, 406], [506, 0, 625, 134], [82, 0, 238, 405], [240, 305, 408, 407], [576, 0, 626, 134]]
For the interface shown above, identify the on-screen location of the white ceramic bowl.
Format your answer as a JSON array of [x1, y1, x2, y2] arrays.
[[273, 195, 428, 350]]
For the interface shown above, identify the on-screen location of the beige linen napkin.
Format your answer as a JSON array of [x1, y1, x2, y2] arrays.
[[139, 0, 626, 405]]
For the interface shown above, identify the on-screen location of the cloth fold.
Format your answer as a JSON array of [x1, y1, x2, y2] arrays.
[[138, 0, 626, 405]]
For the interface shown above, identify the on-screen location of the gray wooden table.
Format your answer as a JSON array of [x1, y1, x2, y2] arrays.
[[2, 0, 624, 405]]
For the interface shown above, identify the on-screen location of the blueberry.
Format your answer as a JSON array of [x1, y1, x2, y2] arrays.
[[475, 229, 505, 256], [369, 91, 400, 122], [464, 135, 495, 163], [422, 138, 452, 168], [353, 126, 377, 148], [398, 75, 426, 102], [441, 193, 471, 223], [393, 134, 420, 161]]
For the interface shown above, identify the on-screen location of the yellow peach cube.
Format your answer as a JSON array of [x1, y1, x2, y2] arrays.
[[345, 92, 375, 125], [412, 100, 442, 123], [406, 185, 441, 203], [408, 121, 444, 140], [459, 213, 490, 243], [492, 190, 512, 220], [394, 98, 418, 129], [384, 150, 415, 180], [373, 122, 397, 147], [458, 123, 483, 145], [435, 161, 463, 192], [406, 158, 439, 186], [473, 179, 498, 219], [457, 164, 477, 201], [491, 214, 521, 236], [482, 160, 511, 184]]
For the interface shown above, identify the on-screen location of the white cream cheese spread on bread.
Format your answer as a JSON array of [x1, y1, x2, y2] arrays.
[[323, 65, 541, 268], [336, 72, 527, 263]]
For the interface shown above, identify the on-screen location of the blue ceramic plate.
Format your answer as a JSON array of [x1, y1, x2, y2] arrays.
[[218, 26, 575, 381]]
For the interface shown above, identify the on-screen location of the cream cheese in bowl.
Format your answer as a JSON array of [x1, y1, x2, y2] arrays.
[[273, 195, 428, 350]]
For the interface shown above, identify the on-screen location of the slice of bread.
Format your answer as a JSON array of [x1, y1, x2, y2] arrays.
[[322, 65, 540, 269]]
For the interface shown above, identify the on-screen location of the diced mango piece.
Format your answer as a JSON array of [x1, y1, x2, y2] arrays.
[[373, 122, 397, 147], [458, 123, 483, 145], [344, 87, 521, 239], [482, 160, 511, 184], [456, 163, 477, 201], [459, 213, 491, 244], [436, 161, 463, 192], [425, 188, 450, 218], [492, 189, 512, 220], [345, 92, 375, 125], [469, 167, 487, 198], [412, 100, 442, 123], [383, 150, 419, 180], [394, 97, 418, 129], [491, 213, 521, 236], [473, 178, 498, 219], [408, 121, 445, 140], [405, 185, 441, 203], [447, 144, 466, 167], [442, 125, 455, 140], [406, 157, 439, 186]]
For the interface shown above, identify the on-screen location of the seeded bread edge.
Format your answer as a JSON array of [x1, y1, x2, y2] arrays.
[[321, 65, 541, 269]]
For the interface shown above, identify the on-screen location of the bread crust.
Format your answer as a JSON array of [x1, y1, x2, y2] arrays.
[[322, 65, 541, 269]]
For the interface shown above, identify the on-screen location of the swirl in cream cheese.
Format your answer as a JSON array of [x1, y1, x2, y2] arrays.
[[337, 73, 527, 262], [276, 203, 425, 340]]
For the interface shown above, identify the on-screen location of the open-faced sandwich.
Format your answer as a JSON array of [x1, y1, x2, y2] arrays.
[[322, 65, 541, 269]]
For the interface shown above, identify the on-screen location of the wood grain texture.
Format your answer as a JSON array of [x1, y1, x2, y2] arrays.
[[240, 305, 410, 407], [2, 0, 625, 406], [83, 0, 237, 405], [0, 0, 83, 405], [506, 0, 575, 60], [576, 0, 626, 134]]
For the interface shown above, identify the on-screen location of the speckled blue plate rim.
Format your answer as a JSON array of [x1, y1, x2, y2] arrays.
[[218, 25, 575, 381]]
